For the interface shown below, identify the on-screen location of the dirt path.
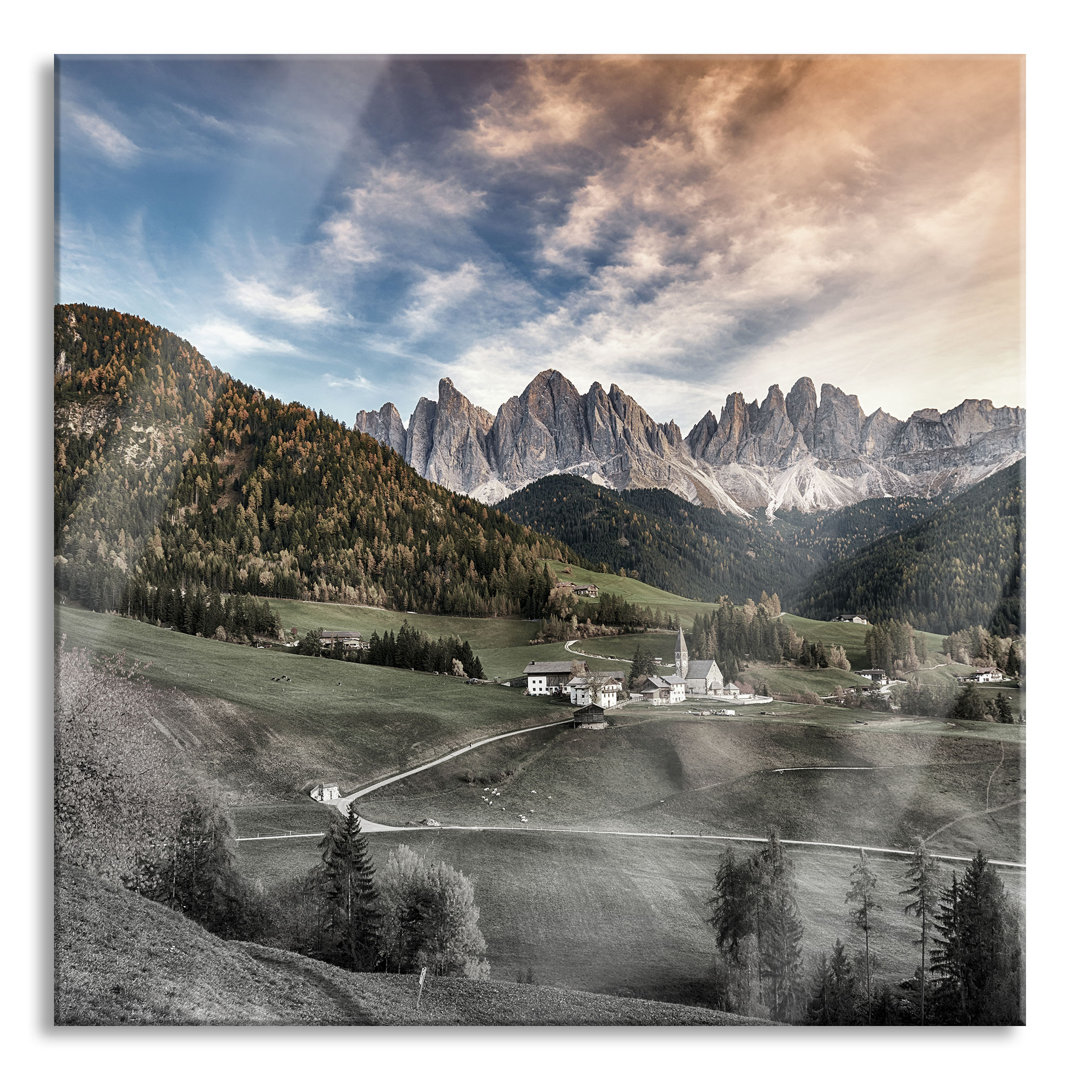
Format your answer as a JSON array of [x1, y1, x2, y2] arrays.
[[233, 703, 1025, 871], [235, 818, 1025, 870], [330, 717, 576, 811]]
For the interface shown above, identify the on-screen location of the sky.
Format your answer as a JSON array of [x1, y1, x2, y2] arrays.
[[55, 54, 1025, 432]]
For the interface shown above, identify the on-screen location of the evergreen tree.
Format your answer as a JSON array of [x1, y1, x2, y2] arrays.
[[930, 852, 1024, 1024], [951, 683, 988, 721], [708, 848, 757, 1014], [993, 692, 1014, 724], [846, 849, 880, 1024], [755, 830, 804, 1023], [928, 851, 1019, 1019], [901, 844, 937, 1024], [316, 804, 381, 971], [806, 940, 858, 1025]]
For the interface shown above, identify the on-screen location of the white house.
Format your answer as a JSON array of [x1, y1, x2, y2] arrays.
[[962, 667, 1005, 684], [524, 660, 580, 696], [567, 674, 621, 709], [641, 674, 687, 704], [310, 782, 340, 802]]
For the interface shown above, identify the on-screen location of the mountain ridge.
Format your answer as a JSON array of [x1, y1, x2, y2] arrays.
[[356, 372, 1024, 514]]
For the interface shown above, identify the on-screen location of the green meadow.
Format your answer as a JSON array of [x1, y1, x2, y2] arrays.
[[59, 599, 1025, 1013], [56, 606, 569, 799]]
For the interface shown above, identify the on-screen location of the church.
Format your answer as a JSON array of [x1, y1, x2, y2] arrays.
[[674, 626, 725, 696]]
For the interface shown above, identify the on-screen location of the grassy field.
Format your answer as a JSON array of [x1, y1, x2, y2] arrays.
[[59, 601, 1025, 1014], [232, 827, 1025, 1010], [57, 607, 571, 800], [353, 708, 1025, 861], [231, 695, 1025, 1009], [544, 560, 721, 625], [56, 863, 758, 1024]]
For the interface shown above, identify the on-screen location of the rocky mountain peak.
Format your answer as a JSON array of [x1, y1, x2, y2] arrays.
[[355, 370, 1025, 515]]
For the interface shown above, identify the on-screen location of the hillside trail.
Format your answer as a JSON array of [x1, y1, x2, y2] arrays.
[[234, 714, 1025, 871]]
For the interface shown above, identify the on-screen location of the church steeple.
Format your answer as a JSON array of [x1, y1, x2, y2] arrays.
[[675, 624, 688, 678]]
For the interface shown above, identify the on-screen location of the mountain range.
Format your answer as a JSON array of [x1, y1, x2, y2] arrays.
[[356, 371, 1025, 515]]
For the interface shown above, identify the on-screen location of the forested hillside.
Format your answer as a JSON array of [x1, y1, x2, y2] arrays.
[[54, 305, 569, 618], [497, 475, 942, 604], [791, 462, 1025, 635]]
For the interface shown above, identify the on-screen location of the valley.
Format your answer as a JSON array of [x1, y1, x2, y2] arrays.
[[51, 304, 1026, 1025], [58, 587, 1025, 1012]]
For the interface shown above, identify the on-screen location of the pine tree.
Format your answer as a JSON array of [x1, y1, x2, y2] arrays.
[[317, 803, 381, 971], [846, 849, 880, 1024], [755, 830, 804, 1022], [708, 848, 757, 1014], [993, 692, 1014, 724], [901, 844, 937, 1024], [806, 940, 858, 1024]]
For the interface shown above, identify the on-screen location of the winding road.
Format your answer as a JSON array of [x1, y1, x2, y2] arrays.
[[234, 712, 1026, 871]]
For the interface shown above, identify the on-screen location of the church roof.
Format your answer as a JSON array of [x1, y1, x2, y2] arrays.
[[686, 660, 720, 679]]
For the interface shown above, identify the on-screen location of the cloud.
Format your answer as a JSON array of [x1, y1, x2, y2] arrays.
[[67, 107, 140, 166], [228, 276, 332, 324], [319, 165, 485, 268], [187, 319, 297, 358], [324, 369, 374, 392], [440, 56, 1023, 427], [399, 262, 483, 335], [468, 58, 601, 160]]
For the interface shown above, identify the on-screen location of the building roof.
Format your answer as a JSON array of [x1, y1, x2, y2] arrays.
[[644, 676, 668, 689], [524, 661, 580, 675], [663, 676, 685, 686], [574, 703, 606, 717], [685, 660, 721, 679]]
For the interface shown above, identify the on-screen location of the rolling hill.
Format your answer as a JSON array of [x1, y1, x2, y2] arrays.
[[56, 862, 758, 1025]]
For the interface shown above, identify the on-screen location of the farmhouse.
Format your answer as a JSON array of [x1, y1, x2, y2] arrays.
[[310, 781, 340, 802], [857, 668, 888, 685], [572, 583, 599, 597], [319, 630, 366, 653], [959, 667, 1005, 684], [641, 674, 687, 704], [566, 672, 625, 708], [524, 660, 580, 696], [832, 614, 868, 624]]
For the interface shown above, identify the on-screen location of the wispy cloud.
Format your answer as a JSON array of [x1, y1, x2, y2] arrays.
[[324, 369, 374, 392], [67, 107, 140, 166], [187, 319, 297, 358], [228, 276, 332, 324], [319, 165, 485, 269]]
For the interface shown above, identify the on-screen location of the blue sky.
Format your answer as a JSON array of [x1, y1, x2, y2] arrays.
[[55, 55, 1024, 431]]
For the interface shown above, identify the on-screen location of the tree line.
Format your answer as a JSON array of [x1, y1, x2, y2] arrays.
[[708, 833, 1023, 1024], [299, 621, 485, 679], [688, 594, 804, 678]]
